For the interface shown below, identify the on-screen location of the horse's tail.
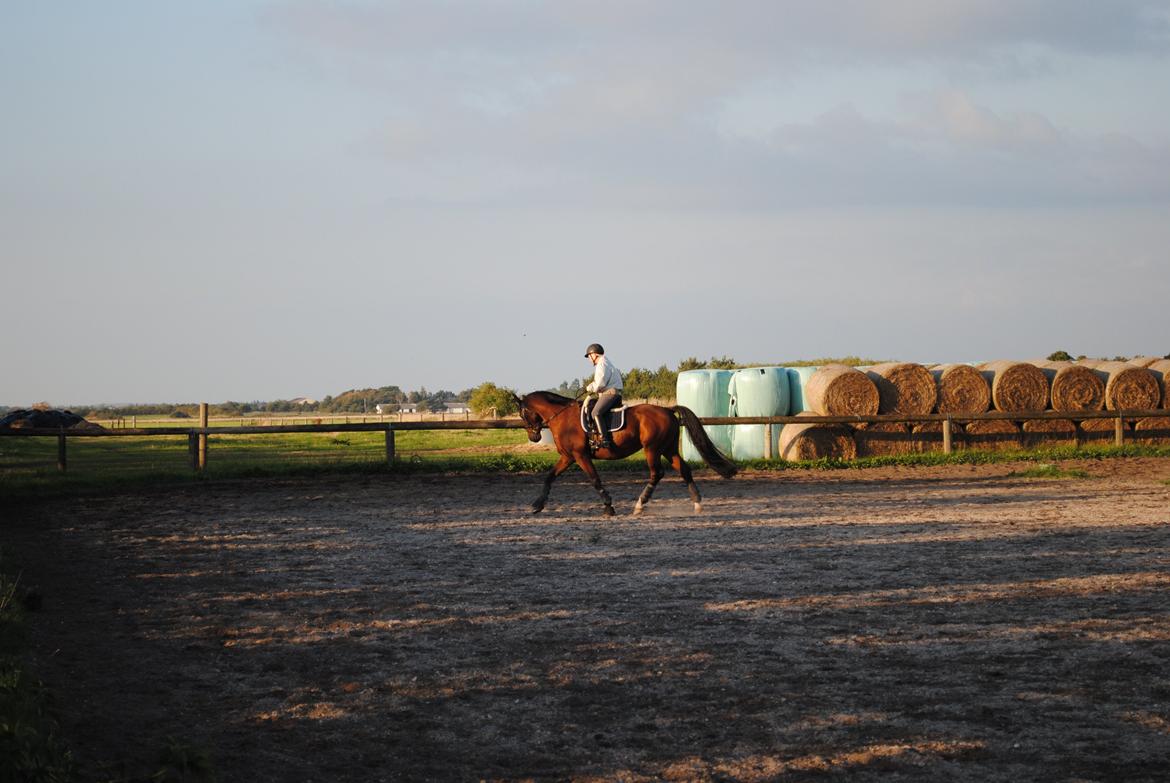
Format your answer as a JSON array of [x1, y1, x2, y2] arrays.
[[673, 406, 737, 479]]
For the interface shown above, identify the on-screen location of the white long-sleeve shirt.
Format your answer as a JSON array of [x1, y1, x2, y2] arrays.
[[587, 355, 624, 393]]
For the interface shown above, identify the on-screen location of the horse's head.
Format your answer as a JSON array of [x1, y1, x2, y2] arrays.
[[514, 393, 544, 443]]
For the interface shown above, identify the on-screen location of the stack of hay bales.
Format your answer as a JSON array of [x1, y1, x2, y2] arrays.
[[1127, 359, 1169, 445], [855, 363, 935, 456], [918, 363, 989, 451], [964, 361, 1047, 451], [679, 355, 1166, 464], [778, 365, 874, 460], [1081, 361, 1162, 445], [1023, 361, 1100, 447]]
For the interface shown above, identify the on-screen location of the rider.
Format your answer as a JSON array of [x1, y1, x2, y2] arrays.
[[584, 343, 623, 449]]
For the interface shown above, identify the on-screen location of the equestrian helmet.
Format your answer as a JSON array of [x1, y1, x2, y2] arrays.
[[584, 343, 605, 357]]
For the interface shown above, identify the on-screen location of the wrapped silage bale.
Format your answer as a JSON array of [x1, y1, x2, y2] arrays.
[[676, 369, 734, 462], [787, 366, 820, 413], [728, 367, 789, 460]]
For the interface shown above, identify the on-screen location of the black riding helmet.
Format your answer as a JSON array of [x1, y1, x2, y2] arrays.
[[584, 343, 604, 357]]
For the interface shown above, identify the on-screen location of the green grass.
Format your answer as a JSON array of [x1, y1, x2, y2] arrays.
[[4, 427, 1170, 501], [1008, 463, 1091, 479]]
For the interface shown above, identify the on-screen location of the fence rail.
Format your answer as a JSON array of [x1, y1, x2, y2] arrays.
[[2, 408, 1169, 473]]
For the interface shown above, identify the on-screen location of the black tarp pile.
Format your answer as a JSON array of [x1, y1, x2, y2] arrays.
[[0, 409, 104, 430]]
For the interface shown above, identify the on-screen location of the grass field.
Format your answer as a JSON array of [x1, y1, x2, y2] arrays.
[[3, 422, 1170, 502]]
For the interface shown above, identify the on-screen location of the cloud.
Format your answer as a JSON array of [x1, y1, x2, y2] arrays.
[[261, 1, 1170, 209]]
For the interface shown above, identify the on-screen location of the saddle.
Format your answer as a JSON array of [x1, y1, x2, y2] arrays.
[[580, 403, 627, 436]]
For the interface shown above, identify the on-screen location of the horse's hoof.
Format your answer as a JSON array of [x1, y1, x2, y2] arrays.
[[693, 502, 703, 514], [604, 505, 616, 517], [632, 503, 644, 516], [530, 502, 545, 514]]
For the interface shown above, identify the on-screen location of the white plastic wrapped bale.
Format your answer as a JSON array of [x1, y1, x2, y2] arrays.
[[676, 369, 734, 462], [786, 366, 820, 414], [728, 367, 790, 460]]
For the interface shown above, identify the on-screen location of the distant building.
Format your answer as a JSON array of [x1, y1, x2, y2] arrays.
[[289, 397, 318, 406], [444, 402, 471, 414], [378, 402, 419, 414]]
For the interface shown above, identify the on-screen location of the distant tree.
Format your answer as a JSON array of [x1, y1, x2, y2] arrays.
[[1047, 350, 1073, 362], [707, 356, 738, 369], [553, 378, 582, 397], [677, 357, 707, 372], [469, 382, 519, 418], [171, 409, 191, 419]]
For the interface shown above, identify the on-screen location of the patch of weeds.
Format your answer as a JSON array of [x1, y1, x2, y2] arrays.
[[0, 558, 77, 783], [92, 736, 217, 782], [1009, 463, 1090, 480]]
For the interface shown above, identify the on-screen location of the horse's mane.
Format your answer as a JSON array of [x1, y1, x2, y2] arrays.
[[528, 390, 576, 405]]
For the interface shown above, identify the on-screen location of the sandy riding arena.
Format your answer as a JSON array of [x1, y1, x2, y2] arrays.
[[7, 459, 1170, 781]]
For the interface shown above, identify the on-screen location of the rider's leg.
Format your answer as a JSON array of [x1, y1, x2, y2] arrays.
[[593, 389, 618, 447]]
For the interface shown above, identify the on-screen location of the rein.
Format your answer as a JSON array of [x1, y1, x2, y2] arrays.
[[528, 390, 586, 430]]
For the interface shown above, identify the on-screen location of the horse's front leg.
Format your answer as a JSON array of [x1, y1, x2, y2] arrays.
[[574, 452, 616, 517], [532, 453, 574, 513]]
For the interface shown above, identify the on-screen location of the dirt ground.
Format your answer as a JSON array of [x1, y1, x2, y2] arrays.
[[5, 458, 1170, 782]]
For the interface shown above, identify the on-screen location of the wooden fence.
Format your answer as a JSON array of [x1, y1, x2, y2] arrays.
[[2, 403, 1169, 474]]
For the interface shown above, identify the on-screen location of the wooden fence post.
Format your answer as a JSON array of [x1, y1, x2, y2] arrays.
[[189, 432, 199, 470], [1115, 414, 1125, 447], [943, 417, 953, 454], [198, 403, 209, 471], [385, 426, 395, 464], [57, 430, 67, 473], [763, 423, 773, 459]]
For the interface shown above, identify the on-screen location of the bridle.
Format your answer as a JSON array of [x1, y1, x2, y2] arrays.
[[520, 389, 586, 438]]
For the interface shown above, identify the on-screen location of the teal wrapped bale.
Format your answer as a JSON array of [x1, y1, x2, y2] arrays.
[[787, 366, 820, 414], [728, 367, 790, 459], [676, 369, 734, 462]]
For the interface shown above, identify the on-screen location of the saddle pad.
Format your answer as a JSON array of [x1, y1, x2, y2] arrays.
[[580, 405, 626, 433]]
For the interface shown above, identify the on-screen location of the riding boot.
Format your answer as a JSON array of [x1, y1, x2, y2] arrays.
[[597, 424, 615, 450]]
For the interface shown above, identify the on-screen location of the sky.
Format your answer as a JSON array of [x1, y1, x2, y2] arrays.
[[2, 1, 1169, 405]]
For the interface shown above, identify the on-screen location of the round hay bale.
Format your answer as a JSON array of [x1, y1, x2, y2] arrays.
[[1078, 417, 1120, 445], [979, 361, 1049, 413], [909, 421, 965, 453], [854, 422, 913, 457], [1076, 359, 1103, 369], [930, 364, 991, 415], [1035, 362, 1105, 412], [1146, 360, 1170, 409], [802, 364, 879, 417], [778, 412, 856, 461], [864, 362, 937, 415], [1094, 362, 1161, 411], [962, 419, 1021, 451], [1021, 419, 1077, 448], [1128, 356, 1161, 368], [1134, 417, 1170, 445]]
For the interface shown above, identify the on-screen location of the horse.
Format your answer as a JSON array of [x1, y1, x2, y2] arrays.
[[514, 391, 736, 517]]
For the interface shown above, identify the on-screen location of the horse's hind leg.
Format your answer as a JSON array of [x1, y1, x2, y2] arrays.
[[669, 453, 703, 513], [574, 453, 616, 517], [633, 450, 665, 516]]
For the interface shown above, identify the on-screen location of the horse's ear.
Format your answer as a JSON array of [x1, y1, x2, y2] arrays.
[[511, 392, 523, 404]]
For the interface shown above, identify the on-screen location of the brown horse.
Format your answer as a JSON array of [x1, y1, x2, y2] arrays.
[[514, 391, 736, 517]]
